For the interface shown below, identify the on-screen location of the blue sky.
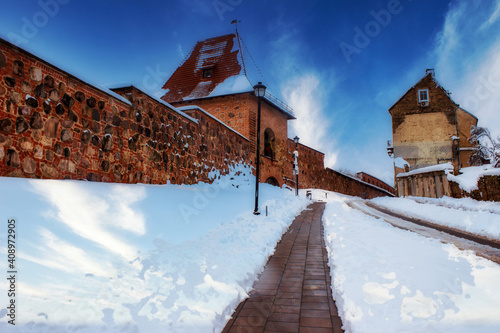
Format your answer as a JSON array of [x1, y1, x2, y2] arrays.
[[1, 0, 500, 185]]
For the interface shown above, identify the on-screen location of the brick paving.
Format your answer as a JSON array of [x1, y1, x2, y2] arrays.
[[222, 202, 344, 333]]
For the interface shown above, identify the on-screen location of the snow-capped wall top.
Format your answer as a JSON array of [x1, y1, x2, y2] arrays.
[[396, 163, 453, 177]]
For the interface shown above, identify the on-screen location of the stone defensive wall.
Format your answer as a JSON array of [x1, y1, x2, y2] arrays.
[[0, 38, 393, 198], [321, 168, 395, 199], [0, 38, 250, 184]]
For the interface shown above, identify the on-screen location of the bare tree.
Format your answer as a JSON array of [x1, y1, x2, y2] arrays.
[[468, 126, 500, 167]]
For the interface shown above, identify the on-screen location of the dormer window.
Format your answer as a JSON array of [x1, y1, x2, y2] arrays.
[[202, 68, 213, 78], [418, 89, 429, 104]]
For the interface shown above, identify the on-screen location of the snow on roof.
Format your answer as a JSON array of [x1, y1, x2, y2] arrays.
[[196, 40, 227, 70], [397, 163, 453, 177], [176, 105, 248, 141], [184, 81, 214, 100], [207, 75, 252, 98], [161, 34, 243, 103], [161, 34, 295, 119]]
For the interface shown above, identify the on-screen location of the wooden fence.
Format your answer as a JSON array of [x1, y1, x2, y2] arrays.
[[396, 166, 500, 201]]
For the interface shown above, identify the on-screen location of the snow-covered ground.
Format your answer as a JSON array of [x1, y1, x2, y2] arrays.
[[447, 164, 500, 192], [320, 190, 500, 333], [1, 170, 500, 333], [0, 165, 309, 332], [370, 196, 500, 241]]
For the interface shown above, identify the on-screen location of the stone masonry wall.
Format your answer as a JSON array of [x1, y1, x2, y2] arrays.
[[285, 140, 326, 189], [356, 172, 395, 195], [396, 169, 500, 202], [321, 168, 392, 199], [173, 93, 292, 187], [0, 38, 391, 198], [450, 175, 500, 202], [173, 93, 392, 197], [0, 39, 250, 184], [173, 94, 255, 144]]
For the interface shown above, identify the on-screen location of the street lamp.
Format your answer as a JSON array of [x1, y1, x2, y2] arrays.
[[253, 82, 266, 215], [451, 135, 460, 175], [293, 136, 299, 196], [387, 140, 397, 196]]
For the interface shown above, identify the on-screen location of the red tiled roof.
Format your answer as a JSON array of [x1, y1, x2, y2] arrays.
[[161, 34, 242, 103]]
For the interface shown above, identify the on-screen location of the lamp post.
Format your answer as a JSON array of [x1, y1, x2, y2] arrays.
[[293, 136, 299, 196], [451, 135, 460, 176], [387, 140, 397, 196], [253, 82, 266, 215]]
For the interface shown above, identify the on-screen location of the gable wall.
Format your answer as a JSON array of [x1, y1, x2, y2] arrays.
[[390, 74, 460, 170], [456, 107, 478, 167]]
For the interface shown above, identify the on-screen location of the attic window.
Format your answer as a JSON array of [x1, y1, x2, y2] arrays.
[[202, 68, 213, 78], [418, 89, 429, 103]]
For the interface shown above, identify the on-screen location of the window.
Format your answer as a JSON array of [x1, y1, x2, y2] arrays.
[[418, 89, 429, 103], [264, 128, 275, 159], [202, 68, 213, 78]]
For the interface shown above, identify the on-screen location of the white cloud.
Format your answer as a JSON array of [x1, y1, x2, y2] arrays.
[[434, 1, 466, 81], [433, 0, 500, 138], [282, 73, 339, 168], [481, 0, 500, 29], [177, 43, 184, 59], [454, 44, 500, 137], [29, 180, 146, 260], [270, 31, 339, 169]]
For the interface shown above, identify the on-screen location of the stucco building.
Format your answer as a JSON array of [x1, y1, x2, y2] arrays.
[[388, 69, 478, 176]]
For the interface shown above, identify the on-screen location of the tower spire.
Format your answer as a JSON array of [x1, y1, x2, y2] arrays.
[[231, 19, 241, 35]]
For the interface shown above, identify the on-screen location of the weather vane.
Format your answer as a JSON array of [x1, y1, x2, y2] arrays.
[[231, 19, 241, 33]]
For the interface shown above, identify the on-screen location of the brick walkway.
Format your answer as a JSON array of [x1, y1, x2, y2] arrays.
[[222, 202, 344, 333]]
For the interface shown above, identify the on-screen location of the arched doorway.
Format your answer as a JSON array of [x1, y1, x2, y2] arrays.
[[264, 128, 275, 159], [265, 176, 280, 187]]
